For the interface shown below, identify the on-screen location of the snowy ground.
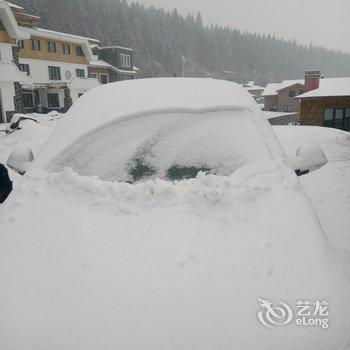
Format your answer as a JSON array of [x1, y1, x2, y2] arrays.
[[273, 125, 350, 258]]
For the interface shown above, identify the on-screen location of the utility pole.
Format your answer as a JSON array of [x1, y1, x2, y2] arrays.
[[252, 70, 257, 83], [181, 56, 186, 77]]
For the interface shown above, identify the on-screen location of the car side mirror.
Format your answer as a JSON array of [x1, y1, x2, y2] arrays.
[[291, 144, 327, 177], [6, 147, 34, 175]]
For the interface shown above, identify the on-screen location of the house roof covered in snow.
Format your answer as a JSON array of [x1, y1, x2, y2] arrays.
[[4, 1, 23, 10], [100, 45, 134, 51], [242, 81, 265, 91], [89, 59, 139, 75], [296, 78, 350, 99], [262, 80, 304, 96], [89, 59, 115, 69], [19, 26, 100, 44]]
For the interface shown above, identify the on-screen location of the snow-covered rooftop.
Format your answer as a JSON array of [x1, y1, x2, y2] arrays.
[[261, 82, 281, 97], [246, 85, 265, 92], [297, 77, 350, 99], [89, 59, 139, 75], [89, 59, 114, 69], [242, 81, 265, 91], [19, 26, 100, 44], [100, 45, 134, 51], [262, 80, 304, 96], [4, 1, 23, 10]]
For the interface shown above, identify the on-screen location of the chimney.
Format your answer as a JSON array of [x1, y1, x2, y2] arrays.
[[304, 71, 321, 92]]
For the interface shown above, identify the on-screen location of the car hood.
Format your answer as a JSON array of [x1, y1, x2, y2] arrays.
[[0, 161, 349, 349]]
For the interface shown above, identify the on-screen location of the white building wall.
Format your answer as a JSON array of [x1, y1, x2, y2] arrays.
[[0, 81, 15, 118], [0, 43, 14, 62], [19, 58, 99, 110], [0, 44, 15, 120], [18, 58, 88, 84]]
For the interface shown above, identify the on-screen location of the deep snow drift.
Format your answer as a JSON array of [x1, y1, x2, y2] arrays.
[[0, 160, 349, 349], [0, 112, 61, 181]]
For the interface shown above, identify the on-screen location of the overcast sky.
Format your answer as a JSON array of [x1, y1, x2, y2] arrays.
[[129, 0, 350, 53]]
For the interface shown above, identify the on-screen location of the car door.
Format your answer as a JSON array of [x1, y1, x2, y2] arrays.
[[0, 90, 4, 123]]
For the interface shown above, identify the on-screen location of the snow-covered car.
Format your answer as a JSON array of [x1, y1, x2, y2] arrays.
[[0, 78, 349, 350]]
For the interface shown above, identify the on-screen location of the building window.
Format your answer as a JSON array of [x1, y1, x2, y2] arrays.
[[22, 92, 34, 108], [48, 66, 61, 80], [47, 41, 56, 53], [18, 40, 24, 49], [323, 108, 350, 131], [34, 90, 40, 105], [346, 108, 350, 118], [284, 105, 293, 112], [288, 90, 297, 98], [76, 46, 84, 57], [335, 108, 344, 129], [47, 93, 60, 108], [269, 105, 277, 111], [100, 74, 109, 84], [31, 39, 41, 51], [120, 53, 131, 68], [324, 108, 334, 127], [19, 63, 30, 75], [345, 109, 350, 131], [62, 43, 71, 55], [76, 69, 85, 78], [89, 72, 98, 78]]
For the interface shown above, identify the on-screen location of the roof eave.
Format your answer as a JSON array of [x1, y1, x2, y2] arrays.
[[297, 95, 350, 100]]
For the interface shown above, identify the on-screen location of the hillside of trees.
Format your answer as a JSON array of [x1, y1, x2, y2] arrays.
[[13, 0, 350, 85]]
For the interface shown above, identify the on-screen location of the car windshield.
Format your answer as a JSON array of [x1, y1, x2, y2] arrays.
[[50, 111, 272, 182]]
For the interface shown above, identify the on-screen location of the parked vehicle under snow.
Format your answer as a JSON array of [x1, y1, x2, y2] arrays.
[[0, 78, 348, 350]]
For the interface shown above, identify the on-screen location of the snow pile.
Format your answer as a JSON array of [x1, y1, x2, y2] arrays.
[[274, 125, 350, 252], [0, 162, 349, 349], [0, 113, 61, 180]]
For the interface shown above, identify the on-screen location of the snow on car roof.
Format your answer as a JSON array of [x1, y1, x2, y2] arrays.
[[33, 78, 260, 170], [296, 77, 350, 99]]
